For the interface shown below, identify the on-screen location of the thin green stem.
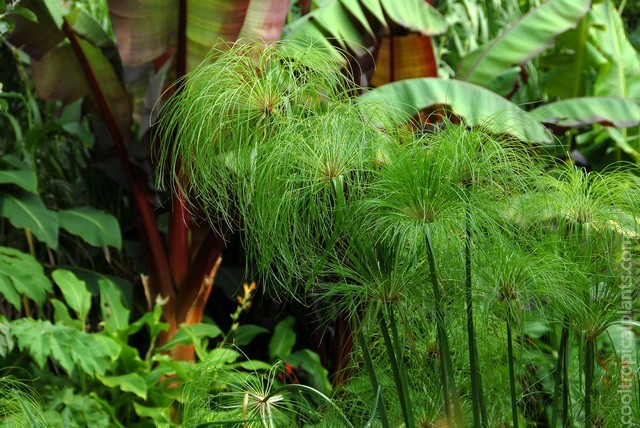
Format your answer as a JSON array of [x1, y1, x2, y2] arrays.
[[425, 228, 462, 426], [563, 331, 571, 426], [464, 201, 487, 428], [506, 304, 519, 428], [584, 337, 595, 428], [378, 309, 414, 428], [357, 325, 390, 428], [388, 303, 414, 426], [551, 324, 569, 428]]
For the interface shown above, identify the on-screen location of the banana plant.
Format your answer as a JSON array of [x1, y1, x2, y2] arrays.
[[4, 0, 291, 358]]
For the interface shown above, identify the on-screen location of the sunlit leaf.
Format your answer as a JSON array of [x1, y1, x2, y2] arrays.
[[531, 97, 640, 129], [99, 373, 147, 400], [359, 77, 552, 143], [238, 0, 290, 42], [457, 0, 590, 86], [0, 170, 37, 193], [52, 269, 92, 323]]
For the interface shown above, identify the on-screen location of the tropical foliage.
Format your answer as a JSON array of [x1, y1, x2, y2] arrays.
[[1, 0, 639, 427]]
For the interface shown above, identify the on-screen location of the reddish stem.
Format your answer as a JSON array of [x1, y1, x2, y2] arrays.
[[61, 21, 175, 306]]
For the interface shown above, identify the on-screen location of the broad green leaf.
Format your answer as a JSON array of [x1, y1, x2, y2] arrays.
[[0, 316, 13, 358], [99, 278, 130, 334], [0, 190, 58, 248], [0, 170, 37, 193], [12, 7, 38, 23], [33, 0, 68, 28], [359, 77, 552, 143], [268, 316, 296, 360], [591, 2, 639, 98], [540, 16, 592, 99], [156, 323, 223, 351], [378, 0, 446, 35], [99, 373, 147, 400], [0, 246, 52, 308], [57, 206, 122, 249], [0, 276, 20, 310], [63, 267, 133, 307], [229, 324, 269, 346], [133, 403, 172, 427], [287, 0, 446, 60], [457, 0, 590, 86], [0, 155, 27, 170], [66, 8, 112, 47], [50, 298, 83, 330], [207, 347, 241, 365], [11, 318, 111, 376], [238, 0, 290, 42], [531, 97, 640, 129], [107, 0, 177, 65], [232, 360, 272, 371], [286, 349, 332, 395], [52, 269, 92, 323]]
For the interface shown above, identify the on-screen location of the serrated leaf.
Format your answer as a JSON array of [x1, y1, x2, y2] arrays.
[[0, 170, 37, 193], [0, 316, 14, 358], [99, 373, 147, 399], [229, 324, 269, 346], [268, 316, 296, 360], [0, 246, 52, 308], [52, 269, 92, 323], [0, 275, 20, 310], [0, 190, 58, 249], [11, 318, 111, 377], [57, 206, 122, 249]]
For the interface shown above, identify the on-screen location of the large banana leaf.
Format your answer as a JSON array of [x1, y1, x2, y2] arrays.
[[358, 77, 552, 143], [108, 0, 290, 69], [238, 0, 290, 42], [457, 0, 590, 87], [370, 34, 438, 87], [107, 0, 177, 66], [286, 0, 446, 59], [5, 0, 64, 59], [591, 2, 640, 98], [186, 0, 251, 70], [531, 97, 640, 129]]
